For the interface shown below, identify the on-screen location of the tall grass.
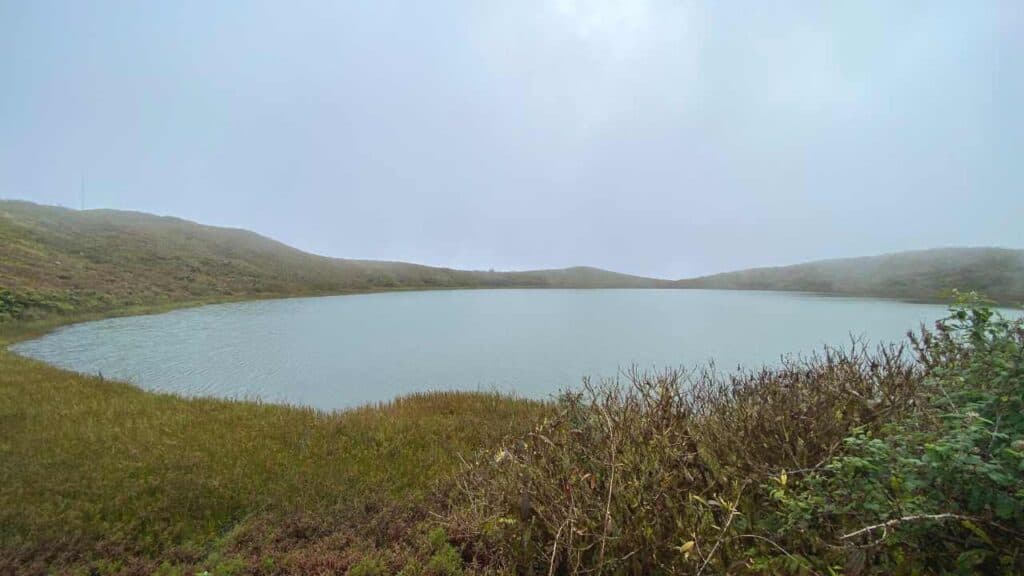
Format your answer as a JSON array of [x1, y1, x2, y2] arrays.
[[0, 348, 541, 574]]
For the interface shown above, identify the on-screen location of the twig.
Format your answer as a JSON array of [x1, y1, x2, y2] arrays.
[[988, 413, 1001, 453], [596, 406, 617, 574], [548, 520, 567, 576], [696, 482, 747, 576], [767, 445, 839, 479], [840, 513, 974, 540], [936, 379, 960, 415]]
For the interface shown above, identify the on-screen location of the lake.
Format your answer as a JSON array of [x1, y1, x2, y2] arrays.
[[10, 289, 988, 411]]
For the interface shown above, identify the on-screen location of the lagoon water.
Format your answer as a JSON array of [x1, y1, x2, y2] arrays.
[[12, 289, 979, 411]]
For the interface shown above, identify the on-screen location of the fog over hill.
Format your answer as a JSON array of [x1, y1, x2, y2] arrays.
[[676, 248, 1024, 304], [0, 200, 669, 319], [2, 200, 1021, 323]]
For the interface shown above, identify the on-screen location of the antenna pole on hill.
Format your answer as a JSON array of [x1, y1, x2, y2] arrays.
[[79, 171, 85, 210]]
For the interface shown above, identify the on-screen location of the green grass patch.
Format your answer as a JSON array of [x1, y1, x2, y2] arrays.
[[0, 346, 541, 573]]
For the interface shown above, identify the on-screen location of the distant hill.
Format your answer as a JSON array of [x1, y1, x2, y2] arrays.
[[0, 200, 669, 320], [3, 200, 1019, 322], [676, 248, 1024, 305]]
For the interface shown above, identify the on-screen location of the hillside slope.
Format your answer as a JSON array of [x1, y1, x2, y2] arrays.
[[4, 200, 1019, 321], [0, 200, 668, 320], [676, 247, 1024, 304]]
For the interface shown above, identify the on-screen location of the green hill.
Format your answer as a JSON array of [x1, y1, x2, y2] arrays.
[[676, 247, 1024, 304], [3, 200, 1020, 322], [0, 200, 669, 320]]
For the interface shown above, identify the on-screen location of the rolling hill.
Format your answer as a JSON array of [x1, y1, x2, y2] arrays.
[[676, 247, 1024, 304], [3, 200, 1020, 322], [0, 200, 669, 321]]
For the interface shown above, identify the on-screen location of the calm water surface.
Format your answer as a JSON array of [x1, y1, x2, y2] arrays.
[[12, 290, 997, 411]]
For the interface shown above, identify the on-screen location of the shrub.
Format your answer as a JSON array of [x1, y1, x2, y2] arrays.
[[0, 287, 25, 321], [0, 286, 81, 322], [417, 528, 461, 576], [448, 342, 922, 574], [765, 292, 1024, 574], [348, 557, 388, 576]]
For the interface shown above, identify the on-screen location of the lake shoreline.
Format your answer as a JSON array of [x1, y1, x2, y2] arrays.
[[7, 288, 972, 413], [4, 283, 990, 348]]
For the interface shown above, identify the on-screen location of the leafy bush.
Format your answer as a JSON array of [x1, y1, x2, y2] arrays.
[[766, 292, 1024, 574], [0, 287, 25, 321], [424, 528, 464, 576], [0, 286, 82, 322]]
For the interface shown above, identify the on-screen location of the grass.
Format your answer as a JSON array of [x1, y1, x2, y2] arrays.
[[0, 331, 543, 574]]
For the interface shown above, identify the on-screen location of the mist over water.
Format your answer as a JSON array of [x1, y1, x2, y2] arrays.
[[13, 290, 1012, 411]]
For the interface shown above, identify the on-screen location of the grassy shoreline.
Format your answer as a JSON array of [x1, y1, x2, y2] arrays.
[[1, 287, 479, 346], [0, 289, 548, 575], [6, 284, 1003, 349]]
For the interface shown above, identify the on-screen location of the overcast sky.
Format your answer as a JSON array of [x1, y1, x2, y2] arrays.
[[1, 1, 1021, 278]]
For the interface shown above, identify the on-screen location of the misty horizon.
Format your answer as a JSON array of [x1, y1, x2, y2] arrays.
[[4, 198, 1023, 281], [3, 1, 1022, 278]]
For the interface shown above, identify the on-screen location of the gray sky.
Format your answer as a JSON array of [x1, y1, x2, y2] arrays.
[[2, 1, 1021, 278]]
